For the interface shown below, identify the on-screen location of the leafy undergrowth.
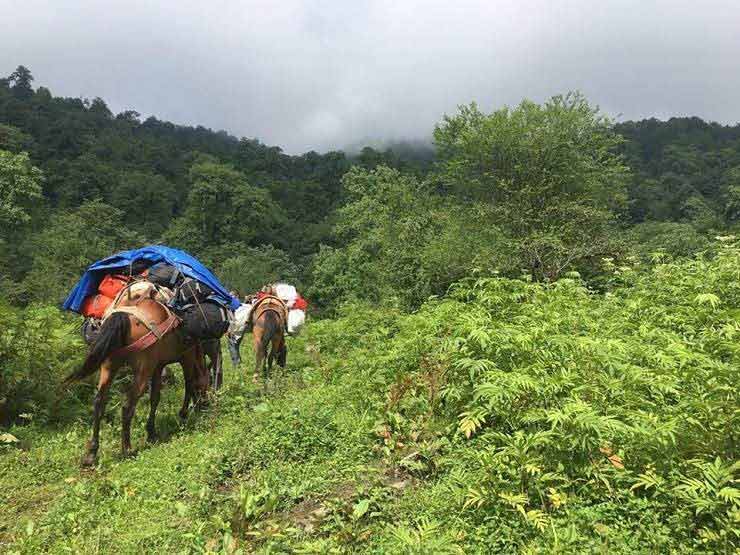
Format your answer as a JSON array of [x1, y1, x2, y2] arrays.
[[2, 245, 740, 553]]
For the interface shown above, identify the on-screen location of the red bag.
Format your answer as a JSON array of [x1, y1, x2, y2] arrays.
[[80, 294, 113, 319], [98, 274, 130, 299], [293, 295, 308, 310]]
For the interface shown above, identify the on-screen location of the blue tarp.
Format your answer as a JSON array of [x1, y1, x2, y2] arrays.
[[63, 245, 240, 313]]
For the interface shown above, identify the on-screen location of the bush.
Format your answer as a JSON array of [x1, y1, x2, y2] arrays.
[[217, 245, 302, 296], [624, 221, 713, 262], [0, 302, 83, 425], [309, 166, 508, 312], [318, 240, 740, 552]]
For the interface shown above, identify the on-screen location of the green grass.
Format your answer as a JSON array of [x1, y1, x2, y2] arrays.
[[1, 335, 378, 554]]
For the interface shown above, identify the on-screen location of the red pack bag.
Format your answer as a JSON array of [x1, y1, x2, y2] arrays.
[[80, 294, 113, 319], [98, 274, 131, 299], [293, 295, 308, 311]]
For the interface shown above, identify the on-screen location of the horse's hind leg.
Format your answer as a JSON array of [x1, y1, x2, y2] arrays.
[[146, 366, 164, 443], [253, 333, 265, 386], [179, 360, 193, 420], [82, 360, 118, 467], [277, 339, 287, 368], [180, 346, 209, 418], [267, 345, 275, 373], [121, 367, 149, 457]]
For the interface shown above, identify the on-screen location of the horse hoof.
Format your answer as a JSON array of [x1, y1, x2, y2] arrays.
[[81, 453, 97, 468]]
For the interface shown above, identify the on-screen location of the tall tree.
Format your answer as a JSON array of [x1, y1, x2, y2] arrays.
[[163, 161, 285, 265], [0, 149, 42, 230], [8, 66, 34, 100], [434, 93, 629, 280], [20, 200, 144, 304]]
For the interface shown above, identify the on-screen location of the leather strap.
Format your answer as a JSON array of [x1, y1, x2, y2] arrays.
[[111, 313, 180, 359]]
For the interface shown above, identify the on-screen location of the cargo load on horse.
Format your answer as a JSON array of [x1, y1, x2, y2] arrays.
[[273, 282, 307, 335], [66, 247, 239, 346]]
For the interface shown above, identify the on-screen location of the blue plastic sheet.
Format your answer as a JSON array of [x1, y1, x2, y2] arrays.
[[62, 245, 240, 313]]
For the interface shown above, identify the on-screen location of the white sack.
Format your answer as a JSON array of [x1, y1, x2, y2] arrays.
[[275, 283, 298, 308], [229, 303, 253, 337], [287, 309, 306, 335]]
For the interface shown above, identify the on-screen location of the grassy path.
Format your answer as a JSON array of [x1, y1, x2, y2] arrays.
[[0, 337, 383, 554]]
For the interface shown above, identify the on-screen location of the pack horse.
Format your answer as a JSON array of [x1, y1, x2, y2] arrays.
[[62, 246, 239, 466], [227, 283, 307, 388]]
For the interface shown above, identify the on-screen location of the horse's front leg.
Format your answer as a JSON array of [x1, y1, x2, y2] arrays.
[[82, 361, 116, 467], [209, 339, 224, 390]]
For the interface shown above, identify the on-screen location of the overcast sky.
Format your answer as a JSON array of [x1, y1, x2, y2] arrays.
[[2, 0, 739, 153]]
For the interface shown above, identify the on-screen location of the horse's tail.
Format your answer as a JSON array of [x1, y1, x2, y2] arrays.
[[259, 311, 281, 352], [65, 313, 130, 383]]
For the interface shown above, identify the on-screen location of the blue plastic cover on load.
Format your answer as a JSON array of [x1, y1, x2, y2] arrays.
[[62, 245, 240, 313]]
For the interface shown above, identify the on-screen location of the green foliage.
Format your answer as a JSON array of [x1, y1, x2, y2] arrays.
[[0, 149, 42, 230], [7, 66, 34, 100], [3, 68, 740, 311], [623, 221, 713, 262], [2, 245, 740, 553], [0, 124, 33, 152], [434, 93, 629, 281], [618, 117, 740, 227], [0, 302, 83, 425], [3, 69, 740, 553], [310, 166, 506, 310], [216, 245, 301, 296], [302, 241, 740, 552], [107, 170, 177, 237], [19, 200, 144, 304], [162, 161, 285, 266]]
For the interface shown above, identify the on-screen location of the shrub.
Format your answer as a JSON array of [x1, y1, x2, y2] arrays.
[[0, 302, 83, 425], [328, 240, 740, 552]]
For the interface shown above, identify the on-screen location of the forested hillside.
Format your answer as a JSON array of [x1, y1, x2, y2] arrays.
[[1, 66, 738, 553], [3, 66, 740, 310]]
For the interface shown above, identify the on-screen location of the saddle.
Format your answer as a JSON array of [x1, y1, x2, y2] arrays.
[[104, 286, 181, 358], [249, 295, 288, 330]]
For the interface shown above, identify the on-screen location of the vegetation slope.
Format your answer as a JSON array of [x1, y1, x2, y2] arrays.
[[1, 66, 739, 553]]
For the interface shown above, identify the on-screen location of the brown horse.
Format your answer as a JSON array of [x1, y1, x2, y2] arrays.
[[251, 296, 287, 388], [66, 295, 209, 466]]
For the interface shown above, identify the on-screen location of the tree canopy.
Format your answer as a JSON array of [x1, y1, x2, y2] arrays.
[[2, 66, 740, 310]]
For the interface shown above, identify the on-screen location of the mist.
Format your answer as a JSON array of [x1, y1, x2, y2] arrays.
[[2, 0, 739, 153]]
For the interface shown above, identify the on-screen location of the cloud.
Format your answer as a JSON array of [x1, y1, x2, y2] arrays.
[[1, 0, 739, 153]]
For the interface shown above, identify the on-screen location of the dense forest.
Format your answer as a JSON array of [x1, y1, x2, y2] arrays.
[[3, 65, 740, 310], [1, 66, 738, 552]]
